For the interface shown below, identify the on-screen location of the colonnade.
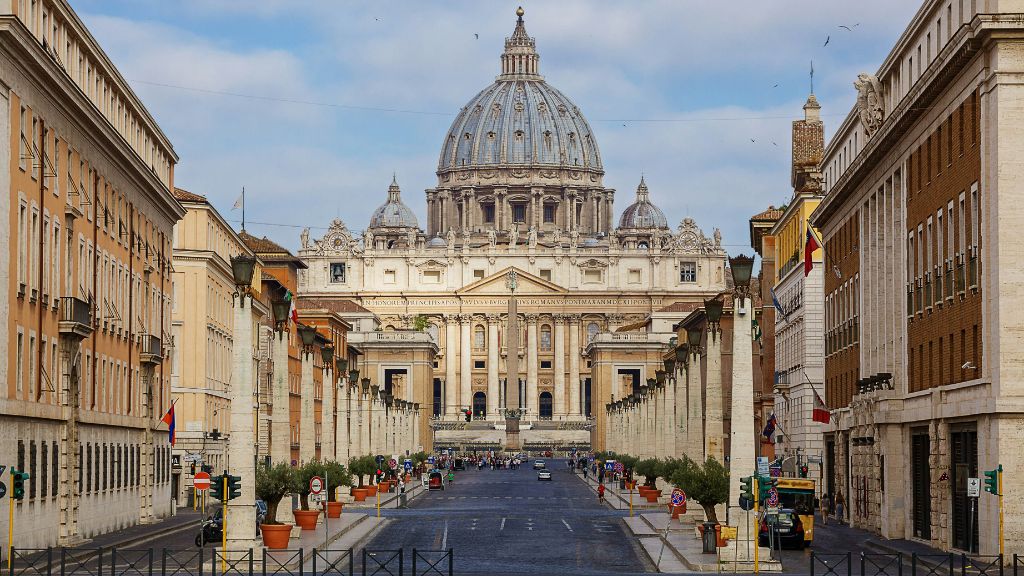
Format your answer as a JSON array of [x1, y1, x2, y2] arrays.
[[437, 312, 585, 420], [427, 188, 615, 237]]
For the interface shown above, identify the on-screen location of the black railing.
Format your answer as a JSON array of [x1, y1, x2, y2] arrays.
[[411, 549, 452, 576], [361, 549, 402, 576], [810, 552, 1011, 576], [59, 296, 92, 327]]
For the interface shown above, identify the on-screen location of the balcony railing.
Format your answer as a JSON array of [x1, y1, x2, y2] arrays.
[[140, 334, 163, 365], [350, 331, 436, 344], [58, 296, 93, 339]]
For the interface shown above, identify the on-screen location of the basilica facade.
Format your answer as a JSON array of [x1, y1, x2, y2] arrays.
[[297, 9, 727, 449]]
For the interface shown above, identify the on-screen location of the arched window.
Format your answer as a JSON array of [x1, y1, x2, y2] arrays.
[[587, 322, 600, 342], [540, 325, 552, 351], [473, 391, 487, 417], [474, 325, 486, 351]]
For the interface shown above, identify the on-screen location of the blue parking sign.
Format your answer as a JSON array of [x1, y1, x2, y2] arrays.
[[605, 462, 614, 471], [427, 456, 435, 464]]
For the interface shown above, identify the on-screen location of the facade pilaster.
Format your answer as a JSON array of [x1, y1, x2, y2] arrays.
[[336, 380, 350, 463], [687, 348, 704, 461], [526, 314, 539, 417], [553, 315, 566, 418], [444, 316, 457, 417], [322, 367, 335, 460], [727, 295, 756, 557], [486, 314, 500, 419], [568, 315, 581, 417]]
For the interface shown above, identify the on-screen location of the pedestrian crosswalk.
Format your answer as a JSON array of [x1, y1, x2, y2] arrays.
[[432, 495, 589, 500]]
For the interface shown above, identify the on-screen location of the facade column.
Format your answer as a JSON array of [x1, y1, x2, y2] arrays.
[[663, 369, 677, 459], [486, 315, 500, 420], [654, 386, 665, 458], [705, 327, 724, 462], [727, 294, 756, 558], [358, 387, 370, 457], [444, 316, 457, 418], [322, 366, 335, 461], [271, 333, 291, 464], [336, 379, 350, 464], [687, 348, 704, 461], [568, 315, 581, 418], [553, 315, 566, 419], [299, 350, 315, 463], [226, 294, 258, 548], [526, 314, 539, 417], [459, 314, 473, 414]]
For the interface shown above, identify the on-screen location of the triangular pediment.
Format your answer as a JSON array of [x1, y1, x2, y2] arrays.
[[456, 266, 568, 295]]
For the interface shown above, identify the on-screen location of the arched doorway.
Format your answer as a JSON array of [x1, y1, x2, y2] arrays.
[[473, 391, 486, 418], [539, 391, 553, 419]]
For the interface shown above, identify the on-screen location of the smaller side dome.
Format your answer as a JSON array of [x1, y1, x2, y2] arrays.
[[369, 176, 419, 229], [618, 176, 668, 230], [426, 235, 447, 248]]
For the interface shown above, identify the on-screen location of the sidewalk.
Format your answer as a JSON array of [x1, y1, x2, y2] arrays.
[[574, 473, 664, 511], [344, 482, 426, 510], [81, 507, 208, 549]]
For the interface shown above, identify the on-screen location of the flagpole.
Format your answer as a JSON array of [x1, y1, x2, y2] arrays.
[[242, 186, 246, 232]]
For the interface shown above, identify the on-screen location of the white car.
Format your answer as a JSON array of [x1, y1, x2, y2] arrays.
[[533, 460, 546, 470], [537, 470, 552, 481]]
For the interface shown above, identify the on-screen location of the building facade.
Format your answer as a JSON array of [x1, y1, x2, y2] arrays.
[[811, 0, 1024, 553], [0, 0, 182, 547], [296, 9, 727, 451], [169, 189, 266, 505]]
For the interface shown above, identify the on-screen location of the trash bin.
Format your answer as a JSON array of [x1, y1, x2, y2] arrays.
[[702, 522, 718, 553]]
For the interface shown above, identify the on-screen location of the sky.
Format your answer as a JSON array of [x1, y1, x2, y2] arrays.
[[73, 0, 922, 253]]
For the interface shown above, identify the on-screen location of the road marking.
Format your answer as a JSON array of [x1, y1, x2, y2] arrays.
[[441, 520, 448, 550], [562, 519, 573, 532], [500, 517, 506, 531]]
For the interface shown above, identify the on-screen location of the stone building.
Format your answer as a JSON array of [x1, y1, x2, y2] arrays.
[[0, 0, 181, 547], [169, 189, 266, 505], [296, 9, 727, 452], [810, 0, 1024, 554]]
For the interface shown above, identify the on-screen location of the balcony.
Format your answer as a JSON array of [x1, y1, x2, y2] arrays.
[[140, 334, 163, 365], [59, 296, 93, 339]]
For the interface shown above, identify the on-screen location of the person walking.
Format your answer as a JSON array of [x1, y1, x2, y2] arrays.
[[834, 492, 845, 525], [597, 483, 606, 504], [447, 470, 455, 486], [819, 492, 830, 526]]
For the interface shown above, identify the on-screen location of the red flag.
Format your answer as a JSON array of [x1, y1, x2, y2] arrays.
[[160, 402, 176, 445], [804, 225, 821, 277], [812, 388, 830, 424]]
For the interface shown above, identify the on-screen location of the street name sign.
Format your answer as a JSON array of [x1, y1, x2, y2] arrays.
[[967, 477, 981, 497]]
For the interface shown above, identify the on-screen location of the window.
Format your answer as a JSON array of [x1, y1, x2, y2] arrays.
[[330, 262, 346, 283], [40, 442, 47, 498], [540, 360, 552, 369], [582, 269, 602, 284], [543, 204, 555, 223], [679, 262, 697, 283], [422, 270, 441, 284], [383, 269, 397, 284], [540, 325, 552, 351], [473, 269, 485, 280], [628, 269, 641, 284], [539, 269, 552, 282], [19, 106, 27, 171], [474, 360, 486, 369], [586, 322, 599, 342], [16, 331, 23, 395], [512, 204, 526, 223], [483, 204, 495, 224], [473, 325, 485, 351]]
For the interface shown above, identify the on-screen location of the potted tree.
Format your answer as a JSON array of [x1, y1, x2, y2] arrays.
[[293, 460, 326, 530], [255, 463, 298, 549], [618, 454, 639, 490], [635, 458, 665, 502], [348, 455, 373, 501], [672, 456, 730, 546], [323, 460, 351, 518], [660, 458, 686, 517]]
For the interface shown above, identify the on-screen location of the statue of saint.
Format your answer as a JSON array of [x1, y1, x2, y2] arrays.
[[527, 226, 538, 248], [407, 228, 418, 249], [364, 230, 374, 250], [487, 228, 497, 248], [300, 227, 310, 249], [446, 228, 456, 249], [509, 225, 519, 247], [713, 228, 722, 250], [569, 228, 580, 249]]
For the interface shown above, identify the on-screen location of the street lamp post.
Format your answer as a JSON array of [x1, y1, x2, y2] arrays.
[[226, 254, 259, 549]]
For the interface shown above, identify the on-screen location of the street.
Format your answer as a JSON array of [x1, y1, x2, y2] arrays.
[[368, 459, 654, 575]]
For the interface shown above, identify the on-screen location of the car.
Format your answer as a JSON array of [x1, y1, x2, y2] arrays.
[[533, 460, 546, 470], [428, 470, 445, 491], [453, 458, 466, 471], [537, 470, 552, 481], [758, 509, 806, 549]]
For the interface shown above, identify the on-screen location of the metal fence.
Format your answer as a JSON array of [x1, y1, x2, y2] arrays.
[[810, 552, 1016, 576], [6, 547, 436, 576]]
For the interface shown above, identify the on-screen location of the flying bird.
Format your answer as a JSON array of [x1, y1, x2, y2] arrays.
[[750, 138, 756, 143], [474, 33, 479, 39], [823, 35, 830, 47], [773, 83, 779, 88], [838, 23, 860, 31], [772, 141, 778, 147]]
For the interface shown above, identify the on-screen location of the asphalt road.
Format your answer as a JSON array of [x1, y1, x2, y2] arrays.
[[366, 458, 655, 576]]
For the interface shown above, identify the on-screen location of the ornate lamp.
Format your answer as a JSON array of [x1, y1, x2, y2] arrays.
[[663, 358, 676, 374], [675, 343, 689, 362], [413, 402, 420, 412], [687, 326, 703, 349], [705, 297, 725, 326], [337, 358, 349, 374], [729, 254, 755, 298], [646, 377, 656, 388], [271, 299, 291, 329], [320, 345, 334, 366], [360, 377, 370, 394], [349, 369, 360, 384], [296, 323, 317, 352], [229, 254, 257, 297], [655, 369, 666, 384], [384, 392, 394, 405]]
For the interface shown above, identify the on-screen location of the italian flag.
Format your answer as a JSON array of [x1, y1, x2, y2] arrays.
[[812, 387, 830, 424], [285, 290, 298, 324]]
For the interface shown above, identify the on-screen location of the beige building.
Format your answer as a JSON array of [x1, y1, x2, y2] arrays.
[[169, 188, 267, 504], [295, 10, 727, 452], [0, 0, 182, 547], [811, 0, 1024, 554]]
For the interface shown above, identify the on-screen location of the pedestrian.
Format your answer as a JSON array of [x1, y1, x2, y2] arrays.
[[447, 470, 454, 486], [819, 492, 829, 526], [583, 466, 588, 479], [834, 492, 845, 524], [597, 483, 606, 504]]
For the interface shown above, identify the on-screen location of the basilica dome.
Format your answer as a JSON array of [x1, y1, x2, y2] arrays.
[[437, 9, 602, 173], [369, 177, 418, 229], [618, 177, 668, 230]]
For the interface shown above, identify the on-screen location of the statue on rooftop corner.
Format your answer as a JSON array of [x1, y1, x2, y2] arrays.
[[300, 227, 310, 249], [855, 72, 884, 137]]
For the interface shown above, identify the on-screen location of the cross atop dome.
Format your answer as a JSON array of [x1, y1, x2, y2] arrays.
[[500, 6, 541, 80]]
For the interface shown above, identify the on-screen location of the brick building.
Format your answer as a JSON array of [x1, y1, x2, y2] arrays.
[[811, 0, 1024, 554]]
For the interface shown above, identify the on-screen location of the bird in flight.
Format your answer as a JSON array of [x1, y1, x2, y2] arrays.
[[773, 83, 779, 88], [823, 35, 830, 47], [474, 33, 479, 39], [838, 23, 860, 31], [750, 138, 756, 143]]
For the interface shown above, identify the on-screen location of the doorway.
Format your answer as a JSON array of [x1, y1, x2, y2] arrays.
[[473, 392, 486, 418], [911, 431, 931, 539], [432, 378, 442, 417], [950, 425, 978, 552], [539, 391, 553, 418], [584, 378, 592, 417]]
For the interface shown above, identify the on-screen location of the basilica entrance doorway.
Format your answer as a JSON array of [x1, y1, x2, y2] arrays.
[[539, 392, 553, 419], [473, 392, 486, 418]]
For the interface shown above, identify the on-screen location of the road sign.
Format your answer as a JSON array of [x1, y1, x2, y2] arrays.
[[757, 456, 769, 476], [807, 455, 822, 464], [0, 465, 6, 475], [404, 459, 413, 471], [0, 481, 6, 499], [721, 526, 738, 540], [766, 487, 779, 507], [310, 476, 324, 495], [183, 453, 202, 463], [309, 493, 325, 503], [614, 462, 624, 473], [193, 471, 211, 491], [388, 458, 398, 470], [427, 456, 435, 464], [670, 489, 686, 507], [967, 477, 981, 498], [604, 462, 614, 471]]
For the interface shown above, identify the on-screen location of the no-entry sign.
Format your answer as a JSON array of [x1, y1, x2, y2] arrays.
[[310, 475, 324, 495], [193, 471, 211, 491]]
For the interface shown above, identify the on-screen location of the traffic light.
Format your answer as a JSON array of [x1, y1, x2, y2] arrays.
[[11, 468, 29, 501], [758, 475, 775, 501], [740, 476, 753, 500], [984, 465, 1002, 495], [464, 409, 472, 422], [799, 464, 809, 478], [227, 474, 242, 501], [210, 472, 226, 501]]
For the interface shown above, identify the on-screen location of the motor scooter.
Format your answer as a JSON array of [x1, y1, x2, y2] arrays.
[[195, 509, 223, 547]]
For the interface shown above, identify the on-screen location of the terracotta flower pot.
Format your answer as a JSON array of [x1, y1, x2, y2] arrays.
[[669, 504, 685, 519], [625, 481, 637, 490], [378, 481, 391, 493], [643, 491, 661, 503], [259, 524, 292, 549], [326, 501, 343, 518], [366, 485, 378, 497], [404, 474, 412, 483], [292, 509, 320, 530], [715, 524, 726, 547], [351, 488, 368, 502]]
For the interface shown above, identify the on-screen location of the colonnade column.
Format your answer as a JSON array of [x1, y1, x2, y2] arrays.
[[663, 368, 677, 458], [687, 347, 704, 461], [226, 290, 258, 548], [459, 314, 472, 415], [336, 379, 350, 464], [526, 314, 539, 417], [299, 350, 315, 463], [486, 315, 500, 420], [358, 387, 370, 457], [444, 316, 457, 418], [271, 332, 291, 464], [322, 365, 335, 461], [568, 315, 581, 418], [705, 324, 724, 462], [553, 315, 566, 419]]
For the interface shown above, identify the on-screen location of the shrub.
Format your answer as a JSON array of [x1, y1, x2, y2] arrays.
[[670, 456, 729, 523], [255, 463, 298, 524]]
